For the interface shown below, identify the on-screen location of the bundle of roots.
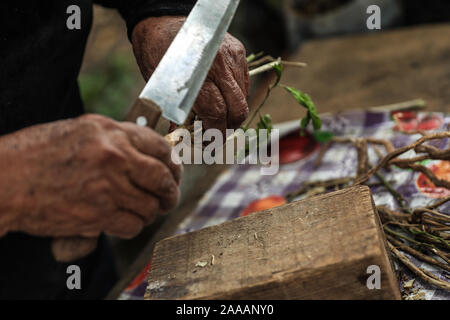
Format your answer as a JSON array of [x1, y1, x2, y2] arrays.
[[288, 131, 450, 290]]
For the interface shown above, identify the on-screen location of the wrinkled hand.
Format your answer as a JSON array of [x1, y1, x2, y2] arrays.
[[0, 114, 181, 241], [132, 16, 250, 134]]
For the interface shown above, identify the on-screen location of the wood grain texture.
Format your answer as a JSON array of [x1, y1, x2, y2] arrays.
[[107, 164, 230, 299], [125, 99, 171, 135], [145, 186, 400, 300]]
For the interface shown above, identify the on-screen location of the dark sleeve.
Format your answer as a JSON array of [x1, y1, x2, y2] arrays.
[[94, 0, 197, 39]]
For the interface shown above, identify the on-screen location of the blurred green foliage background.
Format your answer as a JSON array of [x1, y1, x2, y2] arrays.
[[79, 6, 144, 121], [80, 53, 140, 120]]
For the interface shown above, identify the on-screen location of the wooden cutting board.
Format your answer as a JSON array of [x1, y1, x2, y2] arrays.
[[145, 185, 400, 300]]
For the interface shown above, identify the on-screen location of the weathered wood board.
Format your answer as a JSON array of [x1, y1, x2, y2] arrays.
[[145, 186, 400, 300]]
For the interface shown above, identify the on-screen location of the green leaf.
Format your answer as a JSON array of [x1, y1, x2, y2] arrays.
[[282, 86, 321, 131], [300, 113, 311, 136], [311, 113, 322, 130], [300, 113, 311, 130], [313, 130, 334, 143]]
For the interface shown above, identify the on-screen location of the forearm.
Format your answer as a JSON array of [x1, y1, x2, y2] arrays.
[[0, 131, 32, 236], [0, 119, 78, 236]]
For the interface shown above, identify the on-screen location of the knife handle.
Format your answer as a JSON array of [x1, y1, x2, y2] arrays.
[[51, 100, 173, 262], [125, 99, 171, 134]]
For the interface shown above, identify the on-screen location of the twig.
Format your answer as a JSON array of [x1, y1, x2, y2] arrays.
[[383, 226, 434, 250], [388, 242, 450, 290], [390, 155, 429, 165], [415, 144, 450, 160], [249, 59, 307, 77], [429, 226, 450, 232], [249, 58, 282, 77], [367, 99, 426, 113], [395, 162, 450, 189], [248, 55, 274, 68], [313, 141, 332, 168], [331, 137, 354, 143], [377, 206, 411, 222], [431, 248, 450, 264], [426, 196, 450, 210], [366, 138, 395, 153], [246, 52, 264, 63], [385, 221, 421, 228], [249, 55, 307, 70], [355, 138, 369, 178], [387, 235, 450, 272], [413, 208, 450, 223], [365, 180, 397, 188], [354, 132, 450, 185], [422, 218, 450, 229], [281, 61, 308, 68], [372, 145, 385, 160], [389, 144, 449, 166], [374, 171, 410, 212], [409, 228, 450, 250]]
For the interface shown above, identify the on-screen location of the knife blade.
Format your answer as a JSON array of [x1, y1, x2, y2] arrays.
[[125, 0, 241, 134]]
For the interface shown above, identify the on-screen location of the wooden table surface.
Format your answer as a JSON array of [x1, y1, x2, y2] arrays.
[[250, 23, 450, 123], [108, 23, 450, 299]]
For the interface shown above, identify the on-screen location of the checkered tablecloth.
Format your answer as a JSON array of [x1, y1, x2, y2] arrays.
[[119, 109, 449, 300]]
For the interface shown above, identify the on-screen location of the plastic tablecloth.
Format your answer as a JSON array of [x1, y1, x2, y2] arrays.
[[119, 109, 449, 300]]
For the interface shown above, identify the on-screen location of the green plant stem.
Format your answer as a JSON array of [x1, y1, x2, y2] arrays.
[[246, 72, 282, 129], [383, 226, 437, 252], [373, 171, 411, 213], [387, 234, 450, 272], [409, 228, 450, 249], [246, 52, 264, 63], [247, 92, 270, 129]]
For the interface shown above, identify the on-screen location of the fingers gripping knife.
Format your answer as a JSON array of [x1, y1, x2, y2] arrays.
[[51, 0, 242, 262]]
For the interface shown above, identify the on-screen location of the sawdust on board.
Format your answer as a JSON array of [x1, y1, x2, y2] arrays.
[[195, 261, 208, 268]]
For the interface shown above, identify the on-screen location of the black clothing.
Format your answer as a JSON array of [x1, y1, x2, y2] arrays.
[[0, 0, 195, 135]]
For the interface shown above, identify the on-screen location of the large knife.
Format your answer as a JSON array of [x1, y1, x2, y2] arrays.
[[126, 0, 241, 133], [52, 0, 241, 262]]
